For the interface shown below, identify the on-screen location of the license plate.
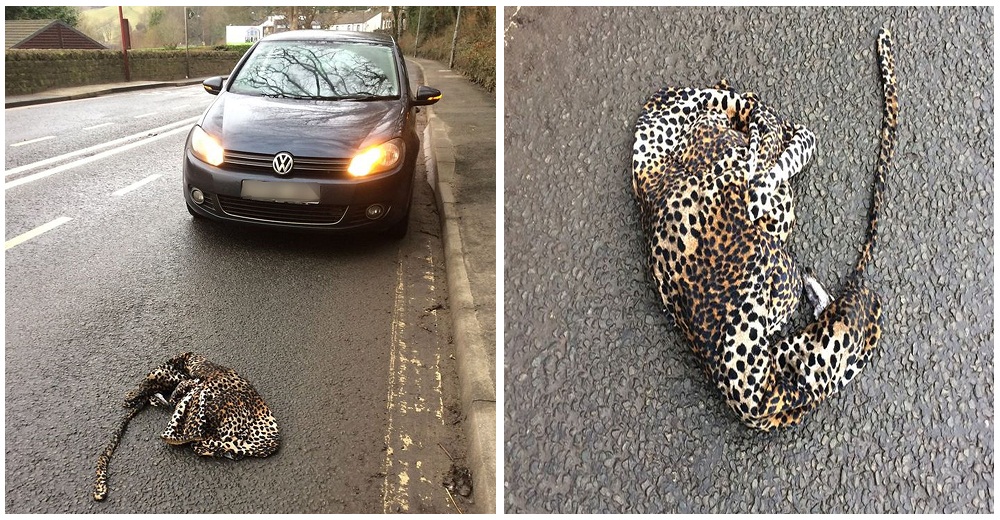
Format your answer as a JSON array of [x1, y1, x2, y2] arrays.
[[241, 180, 321, 204]]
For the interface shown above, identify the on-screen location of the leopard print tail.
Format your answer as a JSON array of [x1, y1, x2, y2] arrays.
[[737, 29, 898, 431], [93, 404, 144, 501], [852, 27, 898, 278]]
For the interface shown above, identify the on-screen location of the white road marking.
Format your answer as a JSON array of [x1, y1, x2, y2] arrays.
[[4, 117, 197, 178], [5, 125, 190, 190], [5, 217, 72, 250], [10, 135, 56, 148], [112, 174, 162, 196], [83, 122, 113, 131], [134, 112, 158, 118]]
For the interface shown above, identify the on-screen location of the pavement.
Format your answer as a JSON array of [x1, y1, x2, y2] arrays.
[[503, 6, 992, 514], [5, 78, 209, 108], [409, 58, 498, 514], [5, 60, 498, 513]]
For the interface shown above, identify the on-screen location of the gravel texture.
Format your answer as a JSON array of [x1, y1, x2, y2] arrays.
[[503, 6, 993, 514]]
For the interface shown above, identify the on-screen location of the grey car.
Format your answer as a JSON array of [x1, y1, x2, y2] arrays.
[[183, 30, 441, 238]]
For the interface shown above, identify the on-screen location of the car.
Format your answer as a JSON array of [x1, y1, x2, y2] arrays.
[[183, 30, 441, 238]]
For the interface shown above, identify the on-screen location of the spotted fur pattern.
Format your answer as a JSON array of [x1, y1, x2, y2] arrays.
[[93, 352, 280, 501], [632, 28, 898, 430]]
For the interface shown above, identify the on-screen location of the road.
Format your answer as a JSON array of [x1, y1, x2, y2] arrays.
[[5, 70, 470, 513], [503, 6, 992, 514]]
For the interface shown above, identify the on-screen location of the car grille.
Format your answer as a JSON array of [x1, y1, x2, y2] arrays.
[[224, 150, 352, 178], [216, 194, 348, 225]]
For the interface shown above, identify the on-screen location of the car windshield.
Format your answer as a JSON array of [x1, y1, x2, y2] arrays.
[[229, 39, 400, 100]]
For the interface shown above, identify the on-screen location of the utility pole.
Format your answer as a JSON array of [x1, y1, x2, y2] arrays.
[[448, 6, 461, 69], [118, 6, 130, 81], [184, 7, 190, 79], [414, 7, 422, 55], [390, 6, 398, 40]]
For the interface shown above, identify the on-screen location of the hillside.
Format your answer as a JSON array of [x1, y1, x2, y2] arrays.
[[78, 6, 152, 46], [398, 6, 495, 93]]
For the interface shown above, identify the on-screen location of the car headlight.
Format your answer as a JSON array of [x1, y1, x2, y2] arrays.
[[190, 125, 224, 166], [347, 138, 403, 177]]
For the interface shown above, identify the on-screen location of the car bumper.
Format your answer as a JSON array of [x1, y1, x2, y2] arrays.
[[182, 149, 415, 232]]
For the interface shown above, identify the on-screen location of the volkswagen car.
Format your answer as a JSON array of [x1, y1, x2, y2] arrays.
[[183, 30, 441, 238]]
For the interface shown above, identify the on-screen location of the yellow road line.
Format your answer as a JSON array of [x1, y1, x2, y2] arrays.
[[383, 260, 408, 513]]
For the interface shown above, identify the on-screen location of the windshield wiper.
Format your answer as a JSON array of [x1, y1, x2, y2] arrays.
[[303, 94, 397, 101], [347, 95, 398, 102], [259, 92, 396, 101]]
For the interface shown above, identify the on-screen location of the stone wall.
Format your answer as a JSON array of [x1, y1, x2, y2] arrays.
[[5, 48, 248, 96]]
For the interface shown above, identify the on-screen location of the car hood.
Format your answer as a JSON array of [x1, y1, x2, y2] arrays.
[[200, 93, 405, 158]]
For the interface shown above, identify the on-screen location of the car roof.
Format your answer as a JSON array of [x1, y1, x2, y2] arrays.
[[260, 30, 396, 46]]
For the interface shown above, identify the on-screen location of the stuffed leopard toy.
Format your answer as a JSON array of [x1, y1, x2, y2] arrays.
[[632, 28, 898, 430], [93, 352, 280, 501]]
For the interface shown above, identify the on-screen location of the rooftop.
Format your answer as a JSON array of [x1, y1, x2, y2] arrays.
[[6, 19, 55, 49]]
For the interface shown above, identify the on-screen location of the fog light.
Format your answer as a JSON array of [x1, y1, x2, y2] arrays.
[[365, 204, 386, 220], [191, 188, 205, 205]]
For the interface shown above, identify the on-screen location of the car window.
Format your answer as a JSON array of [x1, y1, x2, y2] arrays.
[[229, 40, 400, 100]]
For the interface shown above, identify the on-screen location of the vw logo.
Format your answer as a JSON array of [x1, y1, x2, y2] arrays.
[[272, 152, 294, 175]]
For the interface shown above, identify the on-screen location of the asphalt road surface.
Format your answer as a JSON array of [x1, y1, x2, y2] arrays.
[[5, 69, 469, 513], [504, 6, 992, 514]]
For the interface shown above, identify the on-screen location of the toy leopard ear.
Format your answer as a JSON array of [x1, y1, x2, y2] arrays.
[[163, 352, 195, 373], [713, 79, 731, 91], [175, 352, 194, 362]]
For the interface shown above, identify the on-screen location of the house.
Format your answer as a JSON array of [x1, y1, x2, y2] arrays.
[[5, 19, 106, 50], [225, 15, 283, 45], [328, 9, 386, 33]]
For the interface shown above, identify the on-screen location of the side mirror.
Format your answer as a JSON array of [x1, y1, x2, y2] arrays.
[[202, 76, 224, 95], [413, 85, 442, 106]]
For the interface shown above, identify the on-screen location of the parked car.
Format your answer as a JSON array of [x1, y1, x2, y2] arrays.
[[183, 30, 441, 238]]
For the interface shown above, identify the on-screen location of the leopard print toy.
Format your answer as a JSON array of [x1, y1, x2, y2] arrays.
[[632, 28, 898, 430], [93, 352, 280, 500]]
